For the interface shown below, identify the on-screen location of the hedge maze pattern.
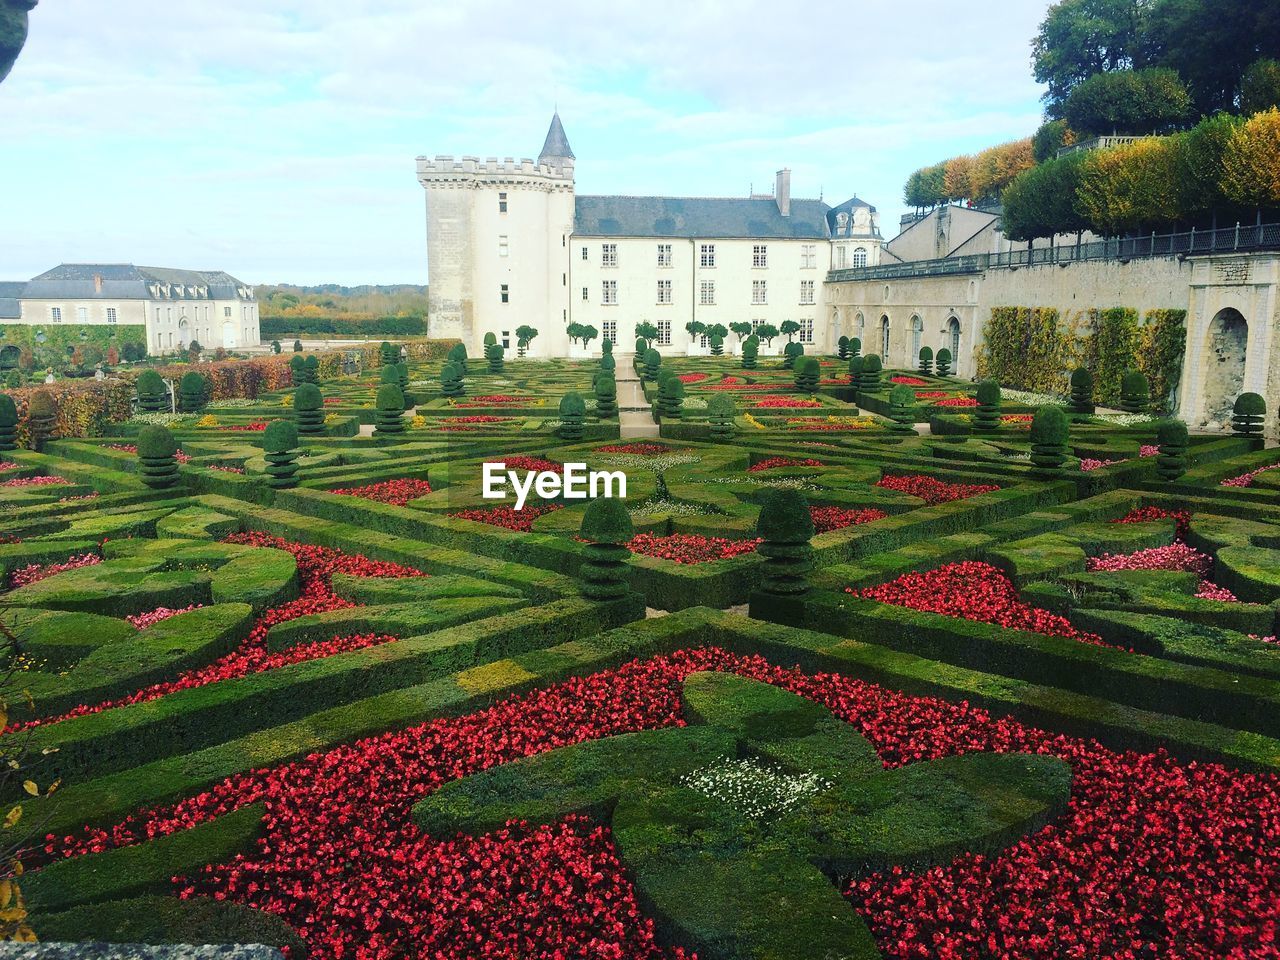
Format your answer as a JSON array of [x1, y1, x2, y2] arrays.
[[1, 347, 1278, 960]]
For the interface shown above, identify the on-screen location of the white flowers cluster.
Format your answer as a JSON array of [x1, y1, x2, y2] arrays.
[[128, 412, 192, 426], [681, 757, 829, 820], [703, 477, 820, 491], [600, 453, 702, 473], [1093, 412, 1156, 426], [628, 498, 707, 519], [1001, 388, 1065, 406], [207, 398, 258, 408]]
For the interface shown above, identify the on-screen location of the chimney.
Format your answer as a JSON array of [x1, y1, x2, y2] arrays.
[[93, 273, 103, 294], [775, 168, 791, 218]]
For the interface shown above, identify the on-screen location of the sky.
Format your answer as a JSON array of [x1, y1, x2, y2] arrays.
[[0, 1, 1052, 286]]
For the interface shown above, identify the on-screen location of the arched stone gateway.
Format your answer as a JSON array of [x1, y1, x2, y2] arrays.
[[1202, 308, 1248, 427]]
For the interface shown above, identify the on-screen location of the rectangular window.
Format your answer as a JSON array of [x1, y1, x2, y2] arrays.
[[602, 320, 617, 345], [801, 244, 817, 269], [799, 280, 815, 305], [500, 284, 509, 303], [657, 279, 672, 304], [656, 320, 672, 346], [498, 192, 508, 214], [602, 280, 618, 305], [50, 306, 61, 322], [752, 280, 767, 305], [501, 330, 510, 349], [699, 280, 715, 305], [224, 306, 232, 317], [700, 243, 716, 268], [582, 286, 589, 302], [656, 243, 672, 268], [77, 306, 88, 322], [106, 307, 117, 323], [581, 246, 588, 261], [753, 244, 768, 268], [799, 318, 815, 344], [498, 235, 509, 257], [601, 243, 617, 268]]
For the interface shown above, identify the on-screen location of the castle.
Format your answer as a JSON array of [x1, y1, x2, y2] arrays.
[[416, 113, 882, 357]]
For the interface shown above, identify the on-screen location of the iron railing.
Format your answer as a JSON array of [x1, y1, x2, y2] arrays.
[[827, 222, 1280, 283]]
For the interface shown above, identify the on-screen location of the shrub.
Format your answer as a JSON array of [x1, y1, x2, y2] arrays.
[[136, 424, 180, 489], [708, 393, 736, 441], [1120, 369, 1150, 414], [643, 349, 661, 382], [135, 370, 169, 413], [1069, 368, 1094, 415], [439, 362, 464, 398], [656, 373, 684, 420], [290, 354, 307, 386], [0, 394, 17, 451], [595, 374, 617, 419], [755, 489, 814, 596], [859, 354, 882, 392], [485, 339, 505, 374], [305, 355, 321, 385], [374, 384, 406, 437], [601, 338, 613, 356], [975, 380, 1001, 431], [270, 340, 281, 355], [848, 354, 864, 390], [558, 392, 587, 440], [396, 361, 409, 393], [293, 340, 303, 353], [294, 383, 325, 435], [179, 371, 209, 413], [917, 345, 934, 376], [837, 336, 850, 361], [1155, 419, 1189, 480], [742, 336, 759, 370], [380, 341, 398, 366], [935, 347, 952, 377], [709, 334, 724, 357], [848, 337, 861, 359], [262, 420, 300, 490], [635, 337, 647, 356], [27, 390, 57, 449], [1029, 405, 1068, 476], [794, 357, 820, 393], [483, 332, 497, 347], [578, 497, 634, 600], [782, 341, 804, 370], [1232, 392, 1266, 438], [600, 353, 616, 376], [888, 384, 916, 434], [447, 342, 468, 375]]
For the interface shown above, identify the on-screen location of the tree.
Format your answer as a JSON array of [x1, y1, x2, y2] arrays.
[[1172, 112, 1243, 219], [1032, 0, 1153, 116], [1063, 68, 1192, 136], [515, 325, 538, 358], [1221, 108, 1280, 209], [0, 0, 36, 85], [293, 339, 303, 353], [729, 321, 753, 343], [263, 420, 301, 490], [1001, 151, 1090, 241], [754, 323, 779, 347], [1033, 119, 1075, 162], [557, 392, 586, 440], [1077, 136, 1184, 234], [685, 321, 707, 342], [1242, 58, 1280, 115], [755, 490, 815, 597], [580, 325, 599, 351], [566, 322, 586, 346], [577, 498, 633, 600], [634, 321, 659, 349]]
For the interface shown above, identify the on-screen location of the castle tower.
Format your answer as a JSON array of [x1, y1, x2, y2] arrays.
[[416, 113, 576, 356]]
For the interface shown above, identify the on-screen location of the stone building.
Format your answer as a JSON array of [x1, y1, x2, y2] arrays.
[[0, 264, 260, 354], [417, 113, 882, 357]]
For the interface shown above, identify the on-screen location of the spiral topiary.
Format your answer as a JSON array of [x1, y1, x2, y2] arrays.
[[306, 355, 321, 384], [1120, 369, 1149, 415], [396, 361, 409, 394], [888, 384, 916, 434], [26, 391, 57, 450], [1232, 392, 1266, 438], [755, 489, 814, 596], [794, 357, 820, 394], [578, 497, 634, 600], [917, 345, 934, 376], [290, 354, 307, 386], [709, 334, 725, 357], [1029, 405, 1068, 477], [179, 371, 209, 413], [656, 372, 684, 420], [595, 374, 617, 419], [136, 424, 180, 489], [741, 336, 758, 370], [935, 347, 952, 377], [1155, 419, 1188, 480], [859, 354, 882, 393], [447, 342, 468, 375], [439, 362, 464, 398], [708, 393, 736, 441], [135, 370, 168, 413], [483, 332, 497, 347], [601, 338, 613, 356], [293, 383, 325, 435], [374, 384, 406, 438], [782, 341, 804, 370], [974, 380, 1001, 432], [635, 337, 647, 356], [485, 339, 504, 374], [848, 337, 861, 360], [263, 420, 300, 489], [1068, 367, 1094, 415], [558, 392, 587, 441], [836, 336, 850, 361], [600, 353, 616, 376], [380, 341, 398, 366], [643, 348, 661, 383], [848, 355, 864, 393], [0, 395, 16, 451]]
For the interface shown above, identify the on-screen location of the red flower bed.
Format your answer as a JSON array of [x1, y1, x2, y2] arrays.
[[1222, 463, 1280, 487], [704, 382, 762, 391], [323, 398, 343, 406], [810, 506, 888, 533], [1087, 543, 1239, 601], [7, 552, 101, 589], [626, 532, 761, 564], [914, 391, 949, 399], [486, 456, 562, 474], [0, 461, 17, 471], [748, 456, 825, 473], [452, 395, 534, 407], [595, 443, 677, 455], [0, 475, 69, 487], [719, 375, 745, 385], [820, 376, 854, 386], [329, 478, 433, 507], [935, 396, 979, 408], [108, 443, 193, 463], [225, 422, 269, 432], [753, 396, 822, 408], [208, 465, 245, 474], [677, 373, 709, 384], [875, 474, 1000, 505], [890, 376, 928, 386], [1112, 505, 1191, 540], [849, 560, 1107, 646], [39, 649, 1280, 960], [999, 413, 1033, 425], [12, 534, 422, 731], [450, 504, 564, 532], [444, 416, 510, 424]]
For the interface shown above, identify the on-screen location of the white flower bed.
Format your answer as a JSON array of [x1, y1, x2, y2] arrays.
[[600, 453, 702, 473], [1001, 388, 1065, 406], [681, 757, 829, 819], [1093, 412, 1156, 426], [628, 498, 707, 519], [207, 398, 258, 408], [127, 412, 192, 426]]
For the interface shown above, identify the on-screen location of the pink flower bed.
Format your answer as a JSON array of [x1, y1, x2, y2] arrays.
[[126, 604, 204, 630], [1112, 505, 1191, 540], [748, 456, 825, 473], [0, 475, 69, 487], [1087, 543, 1238, 601], [1221, 463, 1280, 487], [889, 376, 928, 386], [7, 552, 101, 589], [875, 474, 1000, 505]]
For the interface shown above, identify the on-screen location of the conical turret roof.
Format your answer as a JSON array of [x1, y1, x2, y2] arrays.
[[539, 111, 575, 162]]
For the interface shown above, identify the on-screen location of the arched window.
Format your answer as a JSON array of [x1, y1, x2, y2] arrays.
[[855, 311, 865, 339], [852, 247, 868, 268], [880, 315, 890, 358], [948, 317, 961, 363], [910, 316, 923, 367]]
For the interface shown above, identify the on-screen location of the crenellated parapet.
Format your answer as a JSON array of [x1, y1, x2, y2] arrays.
[[416, 154, 574, 191]]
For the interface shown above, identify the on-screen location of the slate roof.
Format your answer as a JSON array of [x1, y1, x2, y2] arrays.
[[539, 112, 575, 163], [21, 264, 253, 301], [0, 283, 22, 320], [574, 196, 832, 240], [826, 196, 882, 239]]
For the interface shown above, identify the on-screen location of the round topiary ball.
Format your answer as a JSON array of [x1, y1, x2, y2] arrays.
[[483, 332, 497, 347], [1232, 392, 1266, 438], [559, 392, 587, 418], [976, 380, 1001, 406], [756, 488, 815, 543], [263, 419, 299, 454], [137, 423, 177, 459], [580, 495, 633, 545]]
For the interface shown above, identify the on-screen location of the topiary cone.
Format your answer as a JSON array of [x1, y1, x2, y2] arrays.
[[293, 383, 325, 435], [859, 354, 882, 393], [935, 347, 952, 377], [0, 394, 17, 451], [135, 370, 169, 412], [26, 390, 57, 450], [263, 420, 300, 490], [136, 424, 180, 489], [595, 375, 618, 419], [374, 384, 406, 438], [742, 337, 758, 370], [1155, 419, 1188, 481], [1029, 405, 1068, 477], [643, 349, 662, 382], [1120, 370, 1149, 415], [708, 393, 736, 441], [888, 384, 916, 434], [848, 337, 861, 360], [974, 380, 1001, 431], [755, 489, 814, 596], [558, 392, 586, 441], [1068, 367, 1094, 415], [578, 497, 634, 600], [656, 373, 684, 420]]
